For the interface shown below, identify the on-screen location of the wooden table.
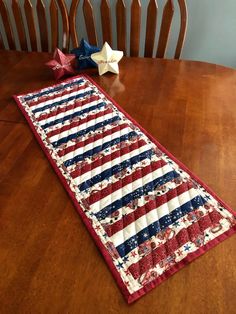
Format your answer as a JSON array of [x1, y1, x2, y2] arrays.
[[0, 50, 235, 314]]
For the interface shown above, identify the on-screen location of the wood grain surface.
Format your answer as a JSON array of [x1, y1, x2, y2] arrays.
[[130, 0, 141, 57], [101, 0, 112, 46], [83, 0, 97, 46], [144, 0, 158, 58], [0, 50, 235, 314], [24, 0, 38, 51], [12, 0, 28, 51], [116, 0, 126, 54]]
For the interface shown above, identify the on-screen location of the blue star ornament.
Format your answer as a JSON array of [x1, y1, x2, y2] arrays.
[[71, 38, 100, 70]]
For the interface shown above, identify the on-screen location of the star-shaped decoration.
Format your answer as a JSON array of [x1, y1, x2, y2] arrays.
[[172, 221, 181, 228], [204, 194, 211, 201], [122, 256, 129, 262], [116, 261, 124, 269], [91, 42, 123, 75], [45, 48, 76, 80], [94, 225, 101, 231], [184, 244, 191, 252], [71, 38, 100, 70], [102, 233, 108, 239], [130, 251, 137, 258]]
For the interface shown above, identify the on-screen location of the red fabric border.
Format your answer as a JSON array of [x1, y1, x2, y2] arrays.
[[13, 74, 236, 304]]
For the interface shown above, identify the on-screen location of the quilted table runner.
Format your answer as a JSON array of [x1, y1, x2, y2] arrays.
[[14, 75, 236, 303]]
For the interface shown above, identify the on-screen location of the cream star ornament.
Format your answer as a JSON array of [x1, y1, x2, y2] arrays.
[[91, 42, 123, 75]]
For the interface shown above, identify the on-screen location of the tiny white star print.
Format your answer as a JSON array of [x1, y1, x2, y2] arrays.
[[91, 42, 123, 75]]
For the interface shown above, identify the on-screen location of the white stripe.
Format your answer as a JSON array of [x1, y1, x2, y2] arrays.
[[38, 97, 102, 125], [49, 112, 116, 144], [111, 188, 199, 247], [61, 125, 132, 163], [124, 208, 216, 268], [80, 154, 160, 200], [30, 84, 90, 110], [26, 78, 85, 104], [41, 102, 106, 136], [56, 115, 122, 154], [72, 144, 152, 186], [33, 87, 93, 118], [90, 164, 172, 213], [38, 98, 103, 127]]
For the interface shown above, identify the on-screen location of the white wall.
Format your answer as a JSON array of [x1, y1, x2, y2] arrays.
[[1, 0, 236, 68], [178, 0, 236, 68]]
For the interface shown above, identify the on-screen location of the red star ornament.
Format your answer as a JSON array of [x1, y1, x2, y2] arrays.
[[46, 48, 76, 80]]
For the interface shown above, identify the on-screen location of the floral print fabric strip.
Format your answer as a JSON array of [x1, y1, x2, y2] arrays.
[[14, 75, 236, 303]]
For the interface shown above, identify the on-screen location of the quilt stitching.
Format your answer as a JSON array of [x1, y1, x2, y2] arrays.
[[14, 75, 236, 303]]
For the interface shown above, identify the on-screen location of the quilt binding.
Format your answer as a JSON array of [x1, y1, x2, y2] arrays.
[[13, 74, 236, 304]]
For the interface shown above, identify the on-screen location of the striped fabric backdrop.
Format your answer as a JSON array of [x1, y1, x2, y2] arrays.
[[14, 75, 236, 303]]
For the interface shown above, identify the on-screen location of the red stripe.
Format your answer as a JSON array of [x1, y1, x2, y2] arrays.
[[28, 83, 88, 107], [46, 107, 113, 138], [15, 74, 236, 304], [86, 159, 167, 206], [37, 95, 100, 122], [106, 182, 190, 237], [58, 123, 129, 157], [128, 210, 223, 279], [70, 139, 147, 178]]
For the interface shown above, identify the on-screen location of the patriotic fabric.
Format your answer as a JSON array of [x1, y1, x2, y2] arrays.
[[14, 75, 236, 303]]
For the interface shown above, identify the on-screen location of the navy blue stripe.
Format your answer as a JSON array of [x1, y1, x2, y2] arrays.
[[116, 195, 207, 258], [79, 149, 154, 192], [96, 170, 179, 221], [42, 101, 105, 130], [32, 90, 94, 114], [24, 79, 84, 101], [64, 131, 137, 167], [52, 116, 121, 148]]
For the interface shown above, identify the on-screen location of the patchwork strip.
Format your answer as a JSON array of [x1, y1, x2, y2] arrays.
[[14, 74, 236, 304]]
